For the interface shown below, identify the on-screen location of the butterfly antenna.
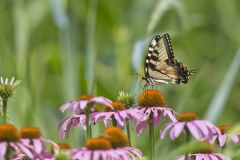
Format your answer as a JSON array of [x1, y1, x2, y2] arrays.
[[190, 69, 198, 74]]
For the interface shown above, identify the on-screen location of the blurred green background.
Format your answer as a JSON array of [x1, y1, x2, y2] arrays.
[[0, 0, 240, 159]]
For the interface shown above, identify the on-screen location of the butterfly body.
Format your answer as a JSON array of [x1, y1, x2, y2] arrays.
[[143, 34, 193, 87]]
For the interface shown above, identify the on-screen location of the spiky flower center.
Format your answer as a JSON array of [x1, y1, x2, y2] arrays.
[[77, 95, 94, 101], [177, 112, 197, 122], [105, 101, 126, 112], [21, 127, 41, 139], [0, 124, 20, 142], [104, 127, 129, 148], [86, 137, 112, 150], [218, 125, 231, 134], [191, 142, 214, 154], [137, 89, 167, 107]]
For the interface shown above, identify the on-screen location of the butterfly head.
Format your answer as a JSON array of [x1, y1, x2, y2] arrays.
[[181, 69, 197, 84]]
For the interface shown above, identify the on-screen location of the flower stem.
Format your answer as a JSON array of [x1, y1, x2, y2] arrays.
[[86, 107, 92, 140], [149, 114, 155, 160], [2, 98, 8, 123], [112, 117, 117, 127], [5, 145, 10, 160], [126, 119, 131, 146], [185, 129, 190, 160]]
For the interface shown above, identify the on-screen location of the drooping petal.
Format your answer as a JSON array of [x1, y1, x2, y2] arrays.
[[213, 153, 230, 160], [90, 96, 112, 108], [33, 139, 43, 154], [114, 112, 125, 127], [14, 142, 34, 159], [58, 117, 72, 139], [125, 147, 142, 158], [218, 134, 227, 147], [160, 122, 176, 139], [136, 121, 147, 135], [209, 154, 219, 160], [0, 142, 7, 158], [186, 122, 201, 140], [176, 155, 185, 160], [193, 120, 210, 137], [60, 102, 73, 112], [79, 100, 88, 110], [173, 122, 185, 139], [231, 134, 240, 143]]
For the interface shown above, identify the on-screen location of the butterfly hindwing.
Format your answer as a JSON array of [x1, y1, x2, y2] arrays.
[[143, 34, 192, 86]]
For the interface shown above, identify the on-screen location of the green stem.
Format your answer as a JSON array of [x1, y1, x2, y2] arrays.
[[2, 98, 8, 124], [86, 107, 92, 140], [126, 119, 131, 146], [5, 145, 10, 160], [89, 123, 92, 138], [185, 129, 190, 160], [149, 114, 155, 160], [112, 117, 117, 127]]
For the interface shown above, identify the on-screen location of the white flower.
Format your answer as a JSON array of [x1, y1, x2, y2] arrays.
[[0, 77, 21, 99]]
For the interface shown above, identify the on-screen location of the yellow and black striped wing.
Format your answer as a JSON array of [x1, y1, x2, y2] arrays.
[[144, 34, 192, 85]]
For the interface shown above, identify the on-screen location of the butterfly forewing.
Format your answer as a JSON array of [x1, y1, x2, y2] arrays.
[[144, 34, 192, 86]]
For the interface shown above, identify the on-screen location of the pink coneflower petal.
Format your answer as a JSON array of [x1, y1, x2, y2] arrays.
[[177, 153, 230, 160], [173, 122, 185, 138], [187, 122, 201, 139], [60, 102, 74, 112], [136, 121, 148, 135], [60, 96, 113, 114], [124, 147, 142, 158], [32, 139, 43, 154], [136, 107, 176, 135], [203, 125, 240, 147], [14, 142, 33, 159], [214, 153, 230, 160], [79, 101, 88, 110], [91, 108, 142, 128], [161, 122, 175, 139], [114, 113, 125, 127], [0, 142, 7, 158], [72, 147, 141, 160], [162, 117, 219, 141], [218, 134, 227, 147], [231, 134, 240, 143], [59, 114, 87, 139], [194, 120, 208, 136]]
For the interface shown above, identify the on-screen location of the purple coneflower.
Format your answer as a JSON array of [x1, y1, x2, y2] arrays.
[[59, 113, 87, 139], [161, 112, 220, 140], [59, 106, 101, 139], [60, 95, 112, 114], [135, 89, 176, 135], [91, 101, 143, 128], [72, 127, 142, 160], [135, 89, 176, 160], [0, 124, 33, 159], [60, 95, 113, 139], [177, 142, 230, 160], [204, 125, 240, 147], [20, 127, 58, 159]]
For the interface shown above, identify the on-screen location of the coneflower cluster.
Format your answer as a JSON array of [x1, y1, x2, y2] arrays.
[[1, 74, 239, 160]]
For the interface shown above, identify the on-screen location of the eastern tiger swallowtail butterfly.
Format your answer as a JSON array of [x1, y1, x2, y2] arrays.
[[142, 34, 195, 87]]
